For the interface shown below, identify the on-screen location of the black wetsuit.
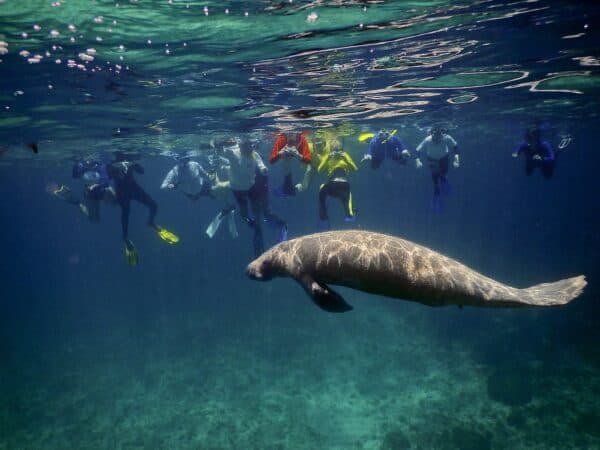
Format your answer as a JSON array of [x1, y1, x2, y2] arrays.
[[107, 161, 157, 239], [233, 174, 286, 257]]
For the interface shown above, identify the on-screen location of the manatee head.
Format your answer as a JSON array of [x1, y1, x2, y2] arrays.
[[246, 250, 278, 281]]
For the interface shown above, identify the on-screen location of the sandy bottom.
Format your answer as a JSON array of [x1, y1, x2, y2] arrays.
[[1, 292, 598, 450]]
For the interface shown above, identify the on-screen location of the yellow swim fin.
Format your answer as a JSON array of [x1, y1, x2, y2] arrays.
[[358, 132, 375, 143], [156, 226, 180, 245], [124, 239, 139, 266]]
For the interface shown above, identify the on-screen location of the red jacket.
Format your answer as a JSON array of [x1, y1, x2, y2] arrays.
[[269, 132, 312, 164]]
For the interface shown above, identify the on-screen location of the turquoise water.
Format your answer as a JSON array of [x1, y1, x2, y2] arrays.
[[1, 1, 599, 449]]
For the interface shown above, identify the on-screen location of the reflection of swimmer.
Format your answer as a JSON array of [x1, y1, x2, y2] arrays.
[[415, 126, 459, 212], [160, 156, 237, 238], [512, 127, 555, 179], [317, 138, 358, 227], [360, 129, 411, 168], [268, 131, 312, 197]]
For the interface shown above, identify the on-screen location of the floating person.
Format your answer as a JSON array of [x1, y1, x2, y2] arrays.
[[359, 128, 411, 168], [316, 138, 358, 228], [160, 154, 237, 239], [217, 137, 287, 257], [512, 127, 556, 179], [50, 158, 116, 223], [268, 131, 312, 196], [246, 230, 587, 312], [414, 126, 460, 212], [107, 154, 179, 266]]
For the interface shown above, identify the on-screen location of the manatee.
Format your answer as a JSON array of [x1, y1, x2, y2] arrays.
[[246, 230, 586, 312]]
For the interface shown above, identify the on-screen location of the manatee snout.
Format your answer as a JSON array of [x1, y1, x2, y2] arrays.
[[245, 260, 263, 280], [246, 257, 273, 281]]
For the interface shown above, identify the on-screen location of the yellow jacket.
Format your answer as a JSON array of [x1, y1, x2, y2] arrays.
[[317, 151, 358, 178]]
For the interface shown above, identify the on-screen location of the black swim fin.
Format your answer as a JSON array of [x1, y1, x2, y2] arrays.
[[297, 274, 353, 313]]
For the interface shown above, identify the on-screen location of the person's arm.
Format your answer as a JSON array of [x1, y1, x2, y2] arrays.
[[361, 136, 378, 163], [317, 152, 330, 172], [446, 135, 460, 168], [161, 166, 178, 189], [342, 152, 358, 171], [296, 165, 314, 193], [253, 152, 268, 175], [196, 163, 212, 180], [269, 135, 286, 164], [415, 137, 427, 168], [512, 142, 526, 158]]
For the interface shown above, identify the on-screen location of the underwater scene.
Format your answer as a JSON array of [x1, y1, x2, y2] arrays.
[[1, 0, 599, 449]]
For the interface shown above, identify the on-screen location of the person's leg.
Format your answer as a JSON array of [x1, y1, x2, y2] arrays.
[[329, 180, 354, 219], [282, 173, 296, 196], [431, 171, 441, 196], [525, 159, 534, 176], [438, 155, 451, 195], [233, 190, 251, 225], [319, 182, 330, 221], [129, 182, 158, 227], [118, 195, 131, 239], [248, 187, 265, 256], [542, 161, 555, 179], [371, 156, 383, 169]]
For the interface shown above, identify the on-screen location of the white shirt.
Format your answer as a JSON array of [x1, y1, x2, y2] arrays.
[[223, 145, 267, 191], [161, 161, 208, 195], [416, 134, 457, 159]]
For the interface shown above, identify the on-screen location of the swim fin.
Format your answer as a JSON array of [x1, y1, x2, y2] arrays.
[[156, 226, 180, 244], [206, 211, 226, 239], [227, 209, 238, 238], [124, 239, 139, 266], [358, 132, 375, 143]]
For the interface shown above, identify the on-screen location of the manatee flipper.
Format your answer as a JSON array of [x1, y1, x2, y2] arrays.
[[521, 275, 587, 306], [297, 273, 353, 313]]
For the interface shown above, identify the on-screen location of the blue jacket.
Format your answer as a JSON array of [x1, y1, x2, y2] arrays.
[[368, 133, 405, 159]]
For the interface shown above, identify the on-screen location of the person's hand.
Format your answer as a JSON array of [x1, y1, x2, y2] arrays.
[[360, 154, 372, 163], [285, 146, 300, 157], [295, 183, 303, 193], [167, 183, 175, 189], [401, 149, 411, 158], [511, 152, 518, 158], [533, 154, 542, 161], [453, 155, 460, 168], [415, 158, 423, 169]]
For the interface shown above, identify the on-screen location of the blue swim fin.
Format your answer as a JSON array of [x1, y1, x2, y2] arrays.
[[440, 177, 451, 196], [431, 194, 443, 213]]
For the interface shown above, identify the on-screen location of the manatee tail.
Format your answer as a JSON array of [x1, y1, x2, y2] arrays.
[[521, 275, 587, 306]]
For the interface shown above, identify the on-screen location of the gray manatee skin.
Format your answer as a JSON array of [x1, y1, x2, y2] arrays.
[[246, 230, 586, 312]]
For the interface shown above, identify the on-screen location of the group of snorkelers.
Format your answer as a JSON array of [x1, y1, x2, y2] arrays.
[[49, 124, 562, 266]]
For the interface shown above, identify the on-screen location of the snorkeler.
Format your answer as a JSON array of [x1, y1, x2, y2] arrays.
[[512, 127, 555, 179], [107, 155, 179, 266], [269, 131, 312, 196], [161, 155, 237, 239], [415, 126, 459, 212], [218, 137, 287, 257], [360, 129, 411, 168], [50, 158, 116, 223], [316, 138, 358, 227]]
